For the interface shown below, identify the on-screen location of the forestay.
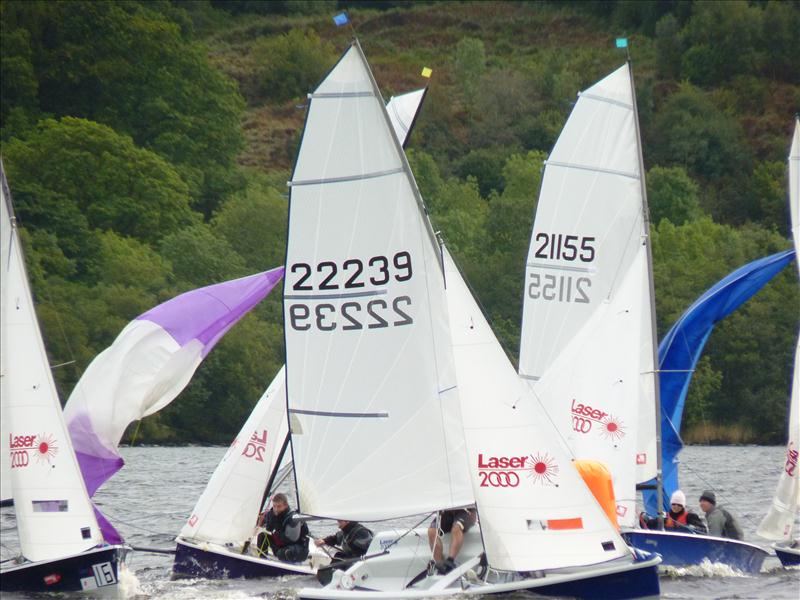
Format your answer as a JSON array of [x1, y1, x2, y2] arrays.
[[443, 248, 630, 571], [758, 118, 800, 541], [518, 64, 657, 525], [284, 41, 471, 521], [1, 163, 103, 562], [180, 367, 288, 545]]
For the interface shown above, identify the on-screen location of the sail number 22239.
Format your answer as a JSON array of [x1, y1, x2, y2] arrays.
[[287, 252, 415, 331]]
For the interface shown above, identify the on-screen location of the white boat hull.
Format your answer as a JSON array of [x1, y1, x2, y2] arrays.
[[297, 528, 661, 599]]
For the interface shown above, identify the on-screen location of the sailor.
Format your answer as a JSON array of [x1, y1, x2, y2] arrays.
[[663, 490, 707, 532], [428, 508, 477, 574], [257, 493, 310, 562], [699, 490, 744, 540], [314, 520, 373, 564]]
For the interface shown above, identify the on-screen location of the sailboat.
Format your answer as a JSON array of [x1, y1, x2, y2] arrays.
[[518, 61, 657, 531], [171, 88, 428, 580], [281, 39, 659, 599], [516, 61, 771, 574], [0, 161, 129, 593], [757, 117, 800, 567]]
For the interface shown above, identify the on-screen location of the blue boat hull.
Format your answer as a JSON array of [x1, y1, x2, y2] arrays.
[[623, 529, 768, 574], [528, 553, 661, 599], [173, 539, 315, 579], [0, 545, 127, 593], [773, 542, 800, 567]]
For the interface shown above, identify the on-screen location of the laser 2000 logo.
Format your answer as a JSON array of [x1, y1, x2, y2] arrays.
[[9, 433, 59, 468], [477, 452, 559, 487]]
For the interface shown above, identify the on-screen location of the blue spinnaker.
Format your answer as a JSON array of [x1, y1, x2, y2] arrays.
[[643, 249, 796, 514]]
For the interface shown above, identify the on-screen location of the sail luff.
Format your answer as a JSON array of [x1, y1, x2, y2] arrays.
[[626, 60, 664, 517]]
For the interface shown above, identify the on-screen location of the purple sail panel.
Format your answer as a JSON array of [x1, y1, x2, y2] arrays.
[[138, 267, 284, 357], [93, 504, 124, 545]]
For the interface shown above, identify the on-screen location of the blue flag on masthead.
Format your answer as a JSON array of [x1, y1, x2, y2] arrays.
[[333, 12, 349, 27], [616, 37, 628, 48]]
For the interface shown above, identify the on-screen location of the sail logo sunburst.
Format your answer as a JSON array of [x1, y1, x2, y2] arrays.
[[525, 453, 559, 485]]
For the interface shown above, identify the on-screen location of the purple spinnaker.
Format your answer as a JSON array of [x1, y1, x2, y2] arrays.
[[70, 267, 285, 529], [139, 268, 285, 357]]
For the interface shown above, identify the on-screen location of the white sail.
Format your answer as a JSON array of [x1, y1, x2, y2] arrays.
[[1, 164, 103, 562], [179, 367, 288, 545], [386, 88, 426, 148], [283, 41, 471, 521], [444, 248, 630, 570], [518, 65, 658, 523], [758, 119, 800, 541]]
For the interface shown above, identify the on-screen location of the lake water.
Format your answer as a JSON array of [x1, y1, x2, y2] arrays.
[[2, 445, 798, 599]]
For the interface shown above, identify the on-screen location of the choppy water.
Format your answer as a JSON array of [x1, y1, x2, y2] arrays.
[[2, 445, 798, 599]]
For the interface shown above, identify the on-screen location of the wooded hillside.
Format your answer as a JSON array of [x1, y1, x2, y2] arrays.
[[2, 0, 798, 444]]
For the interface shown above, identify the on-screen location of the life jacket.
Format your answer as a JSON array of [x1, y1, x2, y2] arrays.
[[664, 510, 688, 529], [266, 508, 309, 548]]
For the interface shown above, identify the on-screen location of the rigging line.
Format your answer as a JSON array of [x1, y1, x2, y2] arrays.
[[678, 461, 749, 518], [128, 419, 144, 447]]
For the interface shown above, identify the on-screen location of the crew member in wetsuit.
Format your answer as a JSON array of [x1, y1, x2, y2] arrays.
[[314, 520, 374, 565], [257, 492, 309, 562]]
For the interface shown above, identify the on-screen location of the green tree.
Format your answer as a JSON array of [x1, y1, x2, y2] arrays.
[[646, 165, 702, 225], [1, 0, 245, 215], [680, 1, 762, 86], [4, 117, 196, 277], [212, 174, 288, 272], [160, 224, 248, 287], [252, 29, 335, 103], [454, 37, 486, 105]]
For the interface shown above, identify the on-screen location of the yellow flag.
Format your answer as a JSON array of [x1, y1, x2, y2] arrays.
[[421, 67, 432, 78]]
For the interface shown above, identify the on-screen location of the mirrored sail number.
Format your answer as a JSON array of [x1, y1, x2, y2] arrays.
[[527, 273, 590, 304], [533, 233, 595, 263], [289, 296, 413, 331], [290, 252, 412, 291], [288, 251, 415, 332]]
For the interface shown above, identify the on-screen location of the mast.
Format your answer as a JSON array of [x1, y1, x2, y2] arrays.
[[259, 432, 291, 513], [627, 55, 665, 526]]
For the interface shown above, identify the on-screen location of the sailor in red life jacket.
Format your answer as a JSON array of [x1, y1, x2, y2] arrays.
[[640, 490, 707, 533]]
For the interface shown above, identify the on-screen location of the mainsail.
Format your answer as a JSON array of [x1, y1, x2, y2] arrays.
[[444, 248, 631, 571], [758, 117, 800, 541], [518, 64, 657, 526], [1, 161, 103, 562], [283, 41, 471, 521], [64, 267, 284, 497]]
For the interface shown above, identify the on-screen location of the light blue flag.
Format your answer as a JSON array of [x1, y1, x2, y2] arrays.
[[333, 12, 349, 27], [616, 37, 628, 48]]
